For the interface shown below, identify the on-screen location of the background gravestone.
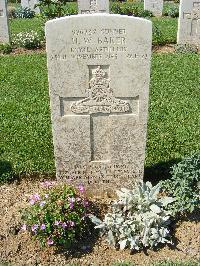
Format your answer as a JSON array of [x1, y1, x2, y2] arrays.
[[78, 0, 109, 14], [0, 0, 10, 43], [21, 0, 40, 14], [177, 0, 200, 46], [144, 0, 163, 17], [46, 14, 152, 192]]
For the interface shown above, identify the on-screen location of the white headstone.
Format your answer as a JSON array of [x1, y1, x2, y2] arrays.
[[78, 0, 109, 14], [144, 0, 163, 17], [177, 0, 200, 46], [0, 0, 10, 43], [21, 0, 40, 14], [45, 14, 152, 192]]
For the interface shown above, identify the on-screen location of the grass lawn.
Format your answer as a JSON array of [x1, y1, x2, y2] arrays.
[[0, 53, 199, 181]]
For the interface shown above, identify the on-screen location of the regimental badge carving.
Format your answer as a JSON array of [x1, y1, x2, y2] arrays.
[[71, 66, 130, 114]]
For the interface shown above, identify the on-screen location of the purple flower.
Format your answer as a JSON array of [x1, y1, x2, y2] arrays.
[[69, 202, 74, 209], [40, 224, 46, 230], [29, 193, 40, 205], [47, 238, 54, 245], [29, 199, 36, 205], [69, 197, 75, 203], [54, 221, 60, 226], [78, 185, 85, 193], [69, 221, 75, 227], [83, 200, 89, 207], [39, 201, 46, 207], [21, 224, 27, 231], [31, 224, 39, 232], [45, 194, 49, 198], [62, 222, 67, 228], [34, 194, 40, 200], [41, 181, 56, 188]]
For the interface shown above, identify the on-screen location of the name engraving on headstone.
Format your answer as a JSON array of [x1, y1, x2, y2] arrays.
[[49, 28, 148, 61]]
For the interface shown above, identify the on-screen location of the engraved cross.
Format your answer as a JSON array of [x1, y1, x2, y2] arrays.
[[60, 65, 139, 163]]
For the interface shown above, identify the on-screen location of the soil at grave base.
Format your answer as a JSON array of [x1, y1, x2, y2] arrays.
[[152, 44, 175, 53], [0, 177, 199, 266]]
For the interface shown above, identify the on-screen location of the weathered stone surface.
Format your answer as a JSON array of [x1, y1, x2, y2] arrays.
[[144, 0, 163, 17], [177, 0, 200, 46], [78, 0, 109, 14], [45, 14, 152, 192], [21, 0, 40, 14], [0, 0, 10, 43]]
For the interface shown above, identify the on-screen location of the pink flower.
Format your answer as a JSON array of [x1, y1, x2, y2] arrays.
[[29, 193, 40, 205], [62, 222, 67, 228], [31, 224, 39, 232], [83, 200, 89, 207], [69, 221, 75, 227], [40, 224, 46, 230], [29, 199, 36, 205], [41, 181, 56, 188], [68, 197, 75, 203], [78, 185, 85, 193], [69, 202, 74, 209], [34, 194, 40, 200], [21, 224, 27, 231], [54, 221, 60, 226], [47, 238, 54, 245]]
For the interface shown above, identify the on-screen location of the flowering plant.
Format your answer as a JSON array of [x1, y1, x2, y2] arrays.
[[21, 181, 91, 247], [12, 31, 43, 49]]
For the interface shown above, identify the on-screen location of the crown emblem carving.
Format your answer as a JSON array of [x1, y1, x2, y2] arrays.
[[71, 66, 130, 114]]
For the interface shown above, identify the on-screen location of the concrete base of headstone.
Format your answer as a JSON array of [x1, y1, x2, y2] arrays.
[[46, 14, 152, 194], [144, 0, 163, 17], [177, 0, 200, 46], [0, 0, 10, 43]]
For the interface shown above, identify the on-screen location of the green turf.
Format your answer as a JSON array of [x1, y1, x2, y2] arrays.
[[152, 260, 200, 266], [0, 53, 199, 182], [152, 17, 177, 44], [0, 54, 54, 180], [113, 260, 200, 266], [145, 53, 200, 181], [9, 17, 44, 36]]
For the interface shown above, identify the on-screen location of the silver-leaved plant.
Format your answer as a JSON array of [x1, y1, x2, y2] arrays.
[[89, 182, 174, 251]]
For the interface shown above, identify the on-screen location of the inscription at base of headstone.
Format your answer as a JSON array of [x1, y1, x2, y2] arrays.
[[177, 0, 200, 46], [144, 0, 163, 17], [0, 0, 10, 43], [78, 0, 109, 14], [46, 14, 152, 192], [21, 0, 40, 13]]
